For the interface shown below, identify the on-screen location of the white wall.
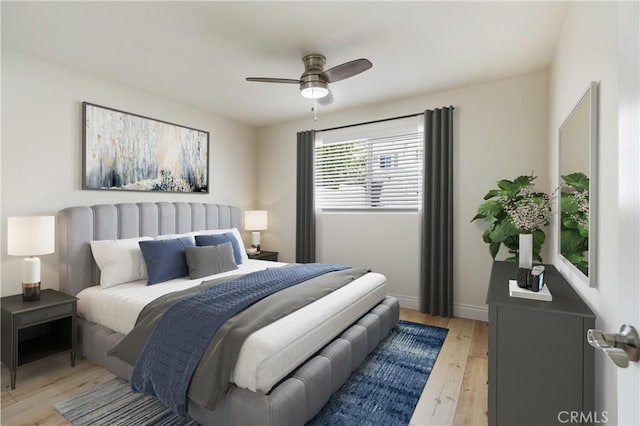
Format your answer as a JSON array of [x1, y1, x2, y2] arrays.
[[1, 49, 258, 296], [317, 212, 421, 309], [549, 2, 639, 423], [257, 71, 549, 319]]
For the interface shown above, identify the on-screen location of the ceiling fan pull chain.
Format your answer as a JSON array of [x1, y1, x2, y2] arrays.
[[313, 99, 318, 121]]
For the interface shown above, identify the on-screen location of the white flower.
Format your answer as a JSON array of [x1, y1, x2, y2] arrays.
[[567, 188, 589, 229], [500, 187, 551, 233]]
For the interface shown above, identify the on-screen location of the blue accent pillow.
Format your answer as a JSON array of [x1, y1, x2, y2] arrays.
[[195, 233, 243, 265], [139, 236, 196, 285]]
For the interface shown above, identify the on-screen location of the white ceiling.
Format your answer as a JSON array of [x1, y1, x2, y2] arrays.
[[2, 1, 567, 127]]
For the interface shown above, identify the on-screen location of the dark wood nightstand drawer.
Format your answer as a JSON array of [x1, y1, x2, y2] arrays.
[[248, 251, 279, 262], [17, 303, 73, 327]]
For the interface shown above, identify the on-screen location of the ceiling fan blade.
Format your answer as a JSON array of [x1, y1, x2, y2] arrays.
[[317, 89, 334, 106], [321, 58, 372, 83], [246, 77, 301, 84]]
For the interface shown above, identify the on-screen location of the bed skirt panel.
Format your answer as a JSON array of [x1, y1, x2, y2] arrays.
[[77, 295, 399, 426]]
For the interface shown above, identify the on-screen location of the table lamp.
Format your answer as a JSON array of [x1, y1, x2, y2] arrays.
[[7, 216, 55, 301], [244, 210, 268, 253]]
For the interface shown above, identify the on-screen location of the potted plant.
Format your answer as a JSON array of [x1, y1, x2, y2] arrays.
[[559, 172, 589, 272], [472, 174, 551, 264]]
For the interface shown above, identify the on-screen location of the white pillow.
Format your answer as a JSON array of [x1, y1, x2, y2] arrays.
[[90, 236, 153, 288], [156, 232, 197, 245], [197, 227, 249, 263]]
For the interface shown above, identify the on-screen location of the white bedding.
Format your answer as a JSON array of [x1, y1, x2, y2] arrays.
[[77, 260, 387, 393], [77, 259, 287, 335]]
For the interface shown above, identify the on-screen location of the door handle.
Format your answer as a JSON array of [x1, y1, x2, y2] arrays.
[[587, 324, 640, 368]]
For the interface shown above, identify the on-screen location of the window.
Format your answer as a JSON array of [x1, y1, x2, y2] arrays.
[[315, 116, 423, 210], [379, 154, 394, 169]]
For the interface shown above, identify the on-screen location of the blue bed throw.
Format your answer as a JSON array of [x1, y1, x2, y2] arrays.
[[131, 263, 350, 416]]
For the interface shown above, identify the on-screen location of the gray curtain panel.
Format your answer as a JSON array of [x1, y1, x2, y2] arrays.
[[420, 107, 454, 316], [296, 130, 316, 263]]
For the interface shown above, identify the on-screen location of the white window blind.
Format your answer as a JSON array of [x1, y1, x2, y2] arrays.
[[315, 116, 423, 210]]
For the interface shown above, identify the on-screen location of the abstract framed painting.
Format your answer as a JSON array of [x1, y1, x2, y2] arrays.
[[82, 102, 209, 193]]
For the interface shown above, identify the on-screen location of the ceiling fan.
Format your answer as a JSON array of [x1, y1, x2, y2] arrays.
[[246, 54, 373, 102]]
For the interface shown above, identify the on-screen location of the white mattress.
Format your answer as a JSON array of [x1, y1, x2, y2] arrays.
[[77, 261, 388, 393], [232, 271, 387, 392]]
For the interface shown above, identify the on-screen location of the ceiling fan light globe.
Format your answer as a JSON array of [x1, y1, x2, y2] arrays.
[[300, 79, 329, 99], [300, 86, 329, 99]]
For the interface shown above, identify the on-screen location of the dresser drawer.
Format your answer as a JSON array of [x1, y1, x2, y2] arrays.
[[17, 304, 73, 327]]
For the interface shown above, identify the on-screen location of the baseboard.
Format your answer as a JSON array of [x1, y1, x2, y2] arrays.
[[453, 303, 488, 322], [389, 293, 419, 310], [390, 294, 488, 322]]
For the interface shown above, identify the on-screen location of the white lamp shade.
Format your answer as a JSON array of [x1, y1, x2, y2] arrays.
[[244, 210, 268, 231], [7, 216, 56, 256]]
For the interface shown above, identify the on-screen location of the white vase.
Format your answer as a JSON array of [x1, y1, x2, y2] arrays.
[[519, 233, 533, 269]]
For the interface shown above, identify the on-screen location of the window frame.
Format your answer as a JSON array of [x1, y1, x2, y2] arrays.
[[314, 117, 424, 211]]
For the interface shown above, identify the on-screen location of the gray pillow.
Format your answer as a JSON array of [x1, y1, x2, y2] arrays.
[[185, 242, 238, 279]]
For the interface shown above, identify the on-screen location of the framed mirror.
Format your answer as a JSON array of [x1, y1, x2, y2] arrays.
[[558, 81, 598, 287]]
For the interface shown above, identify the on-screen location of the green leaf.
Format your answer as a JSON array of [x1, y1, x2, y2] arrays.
[[489, 242, 501, 259], [561, 194, 579, 214], [514, 174, 535, 187], [561, 229, 583, 253], [483, 189, 501, 200], [503, 234, 519, 254], [482, 228, 493, 244], [578, 226, 589, 238], [532, 229, 545, 249], [563, 217, 579, 229], [474, 200, 503, 222], [562, 172, 589, 192], [489, 219, 519, 244], [471, 213, 486, 222], [497, 179, 515, 191], [565, 252, 586, 265]]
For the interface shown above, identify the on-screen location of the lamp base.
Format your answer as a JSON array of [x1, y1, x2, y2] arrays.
[[251, 231, 261, 254], [22, 282, 41, 301]]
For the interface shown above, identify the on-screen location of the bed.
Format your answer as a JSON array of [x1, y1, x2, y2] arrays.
[[57, 202, 399, 425]]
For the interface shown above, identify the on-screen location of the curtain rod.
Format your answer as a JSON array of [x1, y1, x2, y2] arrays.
[[316, 112, 424, 133]]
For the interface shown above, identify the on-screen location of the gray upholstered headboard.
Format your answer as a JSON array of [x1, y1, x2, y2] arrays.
[[57, 202, 242, 296]]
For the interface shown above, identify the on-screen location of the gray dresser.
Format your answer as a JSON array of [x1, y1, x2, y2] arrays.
[[487, 261, 595, 426]]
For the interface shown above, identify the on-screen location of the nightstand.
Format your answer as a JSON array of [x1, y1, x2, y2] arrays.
[[247, 251, 279, 262], [1, 289, 77, 390]]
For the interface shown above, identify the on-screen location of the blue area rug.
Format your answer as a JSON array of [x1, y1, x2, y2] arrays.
[[55, 320, 447, 426], [308, 320, 448, 426]]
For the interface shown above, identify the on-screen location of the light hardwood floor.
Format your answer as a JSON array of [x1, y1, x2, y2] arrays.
[[0, 309, 488, 425]]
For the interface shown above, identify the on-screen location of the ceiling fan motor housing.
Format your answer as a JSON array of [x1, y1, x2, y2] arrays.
[[300, 54, 329, 98], [302, 54, 326, 72]]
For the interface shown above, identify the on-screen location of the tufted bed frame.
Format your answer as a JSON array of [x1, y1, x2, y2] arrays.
[[57, 202, 399, 425]]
